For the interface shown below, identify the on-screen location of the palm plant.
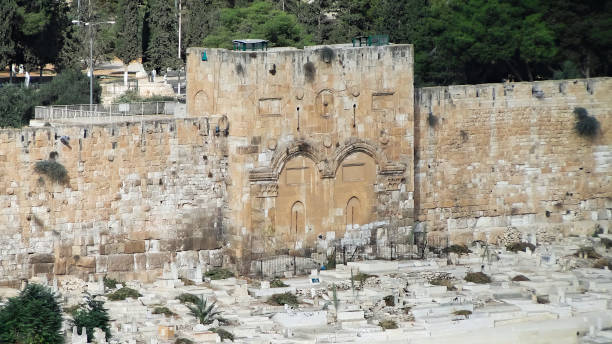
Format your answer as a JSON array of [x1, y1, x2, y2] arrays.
[[186, 296, 221, 325]]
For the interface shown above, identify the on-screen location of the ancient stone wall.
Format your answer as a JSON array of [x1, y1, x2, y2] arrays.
[[0, 118, 228, 285], [415, 78, 612, 244], [186, 44, 415, 261]]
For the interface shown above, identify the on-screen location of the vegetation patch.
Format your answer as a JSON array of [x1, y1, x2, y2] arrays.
[[383, 295, 395, 307], [0, 283, 63, 344], [34, 160, 69, 184], [268, 292, 299, 307], [153, 306, 176, 317], [71, 295, 112, 342], [175, 338, 194, 344], [379, 319, 398, 330], [574, 107, 600, 138], [177, 293, 200, 304], [353, 272, 375, 286], [326, 254, 336, 269], [186, 296, 221, 325], [204, 268, 235, 280], [270, 278, 288, 288], [116, 89, 175, 103], [600, 238, 612, 249], [443, 244, 472, 255], [103, 275, 125, 290], [429, 278, 456, 291], [211, 328, 235, 342], [465, 272, 491, 284], [574, 247, 602, 259], [106, 287, 142, 301], [512, 274, 530, 282], [506, 242, 536, 253], [593, 258, 612, 270], [536, 295, 550, 304], [453, 310, 472, 318]]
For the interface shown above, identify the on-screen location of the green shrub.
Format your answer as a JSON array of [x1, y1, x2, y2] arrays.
[[326, 254, 336, 269], [506, 242, 536, 253], [39, 69, 101, 106], [116, 89, 175, 103], [512, 274, 530, 281], [353, 272, 375, 286], [211, 328, 235, 342], [270, 278, 288, 288], [444, 244, 472, 255], [204, 268, 234, 280], [34, 160, 69, 184], [153, 306, 176, 317], [268, 292, 299, 307], [0, 85, 37, 128], [379, 319, 398, 330], [574, 247, 602, 259], [453, 309, 472, 318], [175, 338, 194, 344], [177, 293, 200, 304], [106, 287, 142, 301], [186, 296, 221, 325], [465, 272, 491, 284], [574, 107, 600, 137], [103, 276, 124, 290], [383, 295, 395, 307], [0, 283, 63, 344], [430, 278, 456, 291], [71, 294, 111, 342]]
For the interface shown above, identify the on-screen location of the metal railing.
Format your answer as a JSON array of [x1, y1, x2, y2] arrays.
[[34, 101, 177, 121]]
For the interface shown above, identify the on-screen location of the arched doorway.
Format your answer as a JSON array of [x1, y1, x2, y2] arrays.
[[290, 201, 305, 243], [346, 197, 361, 229], [194, 90, 211, 116]]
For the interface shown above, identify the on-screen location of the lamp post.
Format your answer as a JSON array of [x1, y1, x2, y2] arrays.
[[72, 20, 115, 107]]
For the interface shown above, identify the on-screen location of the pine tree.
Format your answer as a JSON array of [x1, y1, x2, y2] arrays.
[[143, 0, 179, 73], [0, 0, 17, 82], [115, 0, 142, 86]]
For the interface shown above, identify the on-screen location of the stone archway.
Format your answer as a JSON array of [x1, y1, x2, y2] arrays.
[[346, 197, 362, 229], [194, 90, 211, 116], [290, 201, 305, 243]]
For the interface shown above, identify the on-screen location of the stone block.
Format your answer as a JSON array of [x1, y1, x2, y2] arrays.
[[124, 240, 145, 254], [107, 254, 134, 272], [31, 263, 54, 274], [146, 252, 171, 270], [76, 256, 96, 268], [29, 254, 54, 264]]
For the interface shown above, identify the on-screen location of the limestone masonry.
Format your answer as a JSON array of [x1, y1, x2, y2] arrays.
[[0, 44, 610, 285]]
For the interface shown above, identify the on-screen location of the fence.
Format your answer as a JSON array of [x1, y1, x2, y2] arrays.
[[249, 233, 450, 278], [34, 101, 177, 121]]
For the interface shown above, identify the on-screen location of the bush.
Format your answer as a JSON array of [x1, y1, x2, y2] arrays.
[[186, 296, 221, 325], [453, 310, 472, 318], [325, 254, 336, 269], [383, 295, 395, 307], [430, 278, 456, 291], [574, 107, 600, 137], [444, 244, 472, 255], [353, 272, 375, 286], [268, 292, 299, 307], [574, 247, 602, 259], [0, 85, 37, 128], [103, 276, 124, 290], [506, 242, 536, 253], [71, 294, 111, 342], [34, 160, 69, 184], [536, 295, 550, 304], [106, 287, 142, 301], [211, 328, 234, 342], [465, 272, 491, 284], [175, 338, 194, 344], [39, 69, 101, 106], [153, 306, 176, 317], [177, 293, 200, 304], [204, 268, 234, 280], [115, 89, 176, 103], [0, 283, 63, 344], [270, 278, 288, 288], [379, 319, 398, 330], [512, 274, 530, 281]]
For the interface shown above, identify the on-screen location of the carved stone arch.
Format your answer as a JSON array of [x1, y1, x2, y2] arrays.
[[329, 138, 406, 177], [269, 139, 325, 178], [315, 89, 335, 117], [194, 90, 212, 116]]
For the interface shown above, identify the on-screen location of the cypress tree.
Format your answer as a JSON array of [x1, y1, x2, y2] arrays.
[[115, 0, 142, 86], [143, 0, 179, 73]]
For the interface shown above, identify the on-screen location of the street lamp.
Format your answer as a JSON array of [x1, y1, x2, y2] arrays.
[[72, 20, 115, 107]]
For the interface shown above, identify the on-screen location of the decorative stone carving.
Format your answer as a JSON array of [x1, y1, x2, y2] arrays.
[[385, 175, 403, 191], [255, 183, 278, 198], [350, 86, 360, 97], [295, 87, 304, 100], [268, 139, 277, 151], [323, 135, 332, 148]]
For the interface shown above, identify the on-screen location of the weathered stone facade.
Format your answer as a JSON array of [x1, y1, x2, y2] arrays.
[[0, 43, 610, 285], [0, 118, 228, 285], [415, 78, 611, 244], [186, 44, 415, 259]]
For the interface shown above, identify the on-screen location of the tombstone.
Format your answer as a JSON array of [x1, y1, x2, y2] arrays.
[[71, 326, 87, 344], [260, 281, 270, 289], [163, 74, 167, 84], [93, 328, 107, 344], [151, 69, 157, 83], [19, 64, 24, 74], [24, 72, 30, 88]]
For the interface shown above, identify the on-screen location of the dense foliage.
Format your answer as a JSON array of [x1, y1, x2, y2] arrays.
[[1, 0, 611, 86], [0, 85, 36, 128], [0, 283, 64, 344], [71, 295, 111, 342]]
